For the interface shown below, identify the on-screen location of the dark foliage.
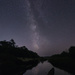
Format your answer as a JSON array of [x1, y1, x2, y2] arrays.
[[48, 46, 75, 74], [0, 39, 39, 58], [69, 46, 75, 58], [0, 39, 40, 75]]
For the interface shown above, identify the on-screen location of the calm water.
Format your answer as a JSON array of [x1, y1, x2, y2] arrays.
[[23, 61, 72, 75]]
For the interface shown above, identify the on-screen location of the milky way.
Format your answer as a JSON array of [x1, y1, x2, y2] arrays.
[[25, 0, 40, 51], [24, 0, 52, 55], [0, 0, 75, 56]]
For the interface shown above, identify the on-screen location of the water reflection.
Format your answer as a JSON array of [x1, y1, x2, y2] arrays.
[[23, 61, 72, 75], [23, 61, 53, 75], [0, 60, 39, 75], [54, 67, 72, 75], [0, 60, 72, 75]]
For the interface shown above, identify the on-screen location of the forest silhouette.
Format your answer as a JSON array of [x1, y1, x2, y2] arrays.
[[0, 39, 75, 75], [0, 39, 40, 75], [48, 46, 75, 74]]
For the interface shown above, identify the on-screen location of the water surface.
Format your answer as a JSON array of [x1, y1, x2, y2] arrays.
[[23, 61, 71, 75]]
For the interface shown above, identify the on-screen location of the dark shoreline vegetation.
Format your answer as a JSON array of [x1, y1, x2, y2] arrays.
[[47, 46, 75, 74], [0, 39, 41, 75], [0, 39, 75, 75]]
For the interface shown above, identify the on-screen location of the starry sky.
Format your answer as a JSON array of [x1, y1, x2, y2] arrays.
[[0, 0, 75, 56]]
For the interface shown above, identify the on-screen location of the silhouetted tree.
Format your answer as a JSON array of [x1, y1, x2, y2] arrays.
[[0, 40, 9, 47], [69, 46, 75, 58], [0, 39, 39, 58], [20, 46, 27, 50], [60, 51, 69, 57], [10, 39, 16, 47]]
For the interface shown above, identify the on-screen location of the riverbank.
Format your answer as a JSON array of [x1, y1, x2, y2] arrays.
[[0, 55, 40, 75], [47, 46, 75, 75], [0, 39, 40, 75]]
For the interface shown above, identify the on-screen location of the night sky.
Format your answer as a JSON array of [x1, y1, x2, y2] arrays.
[[0, 0, 75, 56]]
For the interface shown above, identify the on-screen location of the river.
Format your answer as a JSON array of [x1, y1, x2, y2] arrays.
[[23, 61, 72, 75]]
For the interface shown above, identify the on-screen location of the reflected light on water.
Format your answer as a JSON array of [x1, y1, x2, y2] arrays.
[[23, 61, 72, 75], [23, 61, 53, 75], [32, 67, 39, 75]]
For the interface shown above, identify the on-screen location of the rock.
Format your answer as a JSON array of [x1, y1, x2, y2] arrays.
[[47, 68, 55, 75]]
